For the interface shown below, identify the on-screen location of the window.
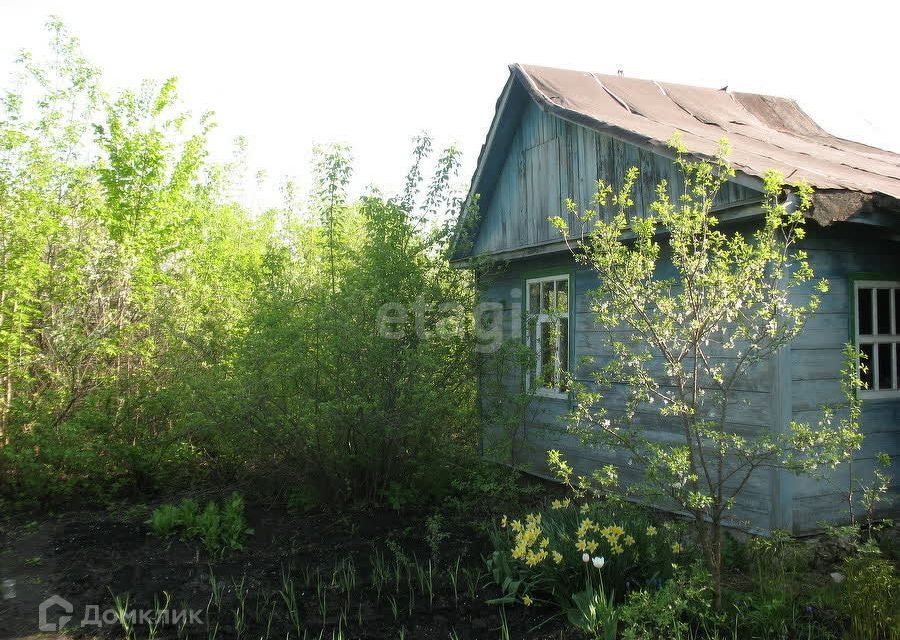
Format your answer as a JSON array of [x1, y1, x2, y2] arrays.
[[525, 274, 570, 397], [854, 280, 900, 397]]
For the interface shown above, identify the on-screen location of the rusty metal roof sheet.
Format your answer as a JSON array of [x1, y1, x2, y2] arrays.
[[514, 64, 900, 223]]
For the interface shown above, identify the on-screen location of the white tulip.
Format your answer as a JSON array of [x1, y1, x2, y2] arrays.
[[592, 556, 605, 569], [582, 553, 590, 563]]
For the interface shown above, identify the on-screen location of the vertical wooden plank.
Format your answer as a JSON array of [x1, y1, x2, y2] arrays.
[[624, 143, 642, 220], [516, 149, 526, 247], [579, 128, 598, 219], [549, 138, 562, 231], [597, 133, 611, 222], [564, 123, 575, 206], [564, 123, 577, 228], [640, 149, 655, 218], [771, 342, 794, 532], [611, 138, 625, 221]]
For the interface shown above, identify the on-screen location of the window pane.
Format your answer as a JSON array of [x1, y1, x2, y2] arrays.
[[895, 289, 900, 334], [540, 320, 555, 387], [526, 316, 537, 388], [858, 287, 873, 335], [541, 282, 553, 313], [559, 318, 569, 390], [896, 343, 900, 390], [528, 283, 540, 313], [556, 279, 569, 313], [860, 343, 874, 390], [877, 343, 893, 390], [877, 289, 892, 335]]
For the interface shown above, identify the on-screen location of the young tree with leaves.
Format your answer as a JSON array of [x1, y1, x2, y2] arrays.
[[548, 135, 864, 607]]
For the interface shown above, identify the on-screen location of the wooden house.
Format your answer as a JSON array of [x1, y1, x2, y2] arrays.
[[451, 64, 900, 534]]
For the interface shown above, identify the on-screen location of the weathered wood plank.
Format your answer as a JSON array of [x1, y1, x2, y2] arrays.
[[471, 102, 761, 258]]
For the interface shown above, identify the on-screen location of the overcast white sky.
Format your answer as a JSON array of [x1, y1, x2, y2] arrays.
[[1, 0, 898, 207]]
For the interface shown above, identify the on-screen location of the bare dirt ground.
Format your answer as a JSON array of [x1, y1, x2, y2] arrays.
[[0, 499, 573, 640]]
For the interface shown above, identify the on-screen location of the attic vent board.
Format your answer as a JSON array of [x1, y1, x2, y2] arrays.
[[524, 139, 562, 245]]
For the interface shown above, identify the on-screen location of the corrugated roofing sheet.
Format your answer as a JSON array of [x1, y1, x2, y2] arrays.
[[513, 64, 900, 222]]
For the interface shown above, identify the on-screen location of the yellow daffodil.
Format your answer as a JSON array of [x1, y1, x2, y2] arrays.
[[576, 518, 596, 538], [525, 549, 548, 566]]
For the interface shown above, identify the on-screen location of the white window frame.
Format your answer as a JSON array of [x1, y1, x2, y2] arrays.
[[525, 273, 571, 399], [853, 279, 900, 398]]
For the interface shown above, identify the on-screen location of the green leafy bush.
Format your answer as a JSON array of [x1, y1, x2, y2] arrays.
[[619, 563, 719, 640], [196, 502, 223, 552], [220, 493, 252, 551], [841, 553, 900, 640], [746, 529, 812, 594], [148, 493, 253, 555], [148, 504, 181, 538], [176, 498, 200, 533], [0, 23, 478, 509], [730, 591, 796, 640]]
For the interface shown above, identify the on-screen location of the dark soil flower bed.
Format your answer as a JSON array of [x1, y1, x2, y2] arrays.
[[0, 496, 576, 639]]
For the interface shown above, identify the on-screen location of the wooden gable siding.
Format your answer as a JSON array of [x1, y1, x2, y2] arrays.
[[472, 102, 759, 257]]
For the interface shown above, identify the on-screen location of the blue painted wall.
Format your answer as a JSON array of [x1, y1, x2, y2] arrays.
[[471, 99, 900, 534]]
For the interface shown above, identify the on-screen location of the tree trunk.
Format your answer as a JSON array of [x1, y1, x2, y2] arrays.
[[699, 519, 724, 610]]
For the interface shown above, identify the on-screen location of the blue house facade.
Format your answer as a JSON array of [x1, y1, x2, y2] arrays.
[[452, 64, 900, 534]]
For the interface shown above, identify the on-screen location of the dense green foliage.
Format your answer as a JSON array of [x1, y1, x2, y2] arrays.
[[618, 563, 718, 640], [149, 493, 253, 554], [0, 22, 477, 506]]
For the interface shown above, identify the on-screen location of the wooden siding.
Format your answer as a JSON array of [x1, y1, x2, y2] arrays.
[[788, 226, 900, 534], [471, 102, 760, 257], [478, 253, 777, 533], [477, 223, 900, 535]]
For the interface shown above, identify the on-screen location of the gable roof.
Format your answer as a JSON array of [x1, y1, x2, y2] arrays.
[[453, 64, 900, 260]]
